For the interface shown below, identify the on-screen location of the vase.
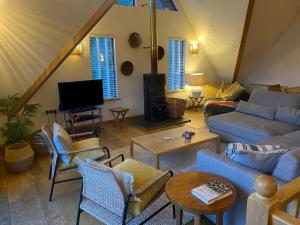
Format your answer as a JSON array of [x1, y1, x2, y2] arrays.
[[4, 141, 34, 172]]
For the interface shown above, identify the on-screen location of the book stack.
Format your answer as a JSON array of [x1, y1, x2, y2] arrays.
[[191, 180, 232, 205]]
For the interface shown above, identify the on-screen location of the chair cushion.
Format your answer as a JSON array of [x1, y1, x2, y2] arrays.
[[53, 122, 73, 163], [236, 101, 276, 120], [225, 143, 288, 173], [275, 106, 300, 126], [114, 159, 169, 216], [58, 149, 105, 171], [248, 89, 300, 109], [58, 138, 105, 171], [206, 112, 299, 143]]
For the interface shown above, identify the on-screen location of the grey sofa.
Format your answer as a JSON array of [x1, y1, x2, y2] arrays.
[[197, 89, 300, 225]]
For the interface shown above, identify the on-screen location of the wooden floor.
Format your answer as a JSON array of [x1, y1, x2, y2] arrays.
[[0, 110, 213, 225]]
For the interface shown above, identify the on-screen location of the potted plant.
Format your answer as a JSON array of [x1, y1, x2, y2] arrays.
[[0, 94, 40, 172]]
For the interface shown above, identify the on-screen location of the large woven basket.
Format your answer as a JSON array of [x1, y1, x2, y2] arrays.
[[4, 141, 34, 172], [167, 98, 187, 118]]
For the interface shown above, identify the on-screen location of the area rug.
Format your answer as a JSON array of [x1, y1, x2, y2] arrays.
[[129, 193, 193, 225], [110, 142, 226, 174]]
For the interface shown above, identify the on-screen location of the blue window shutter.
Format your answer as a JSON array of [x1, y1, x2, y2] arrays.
[[89, 36, 118, 100], [168, 39, 186, 92], [157, 0, 177, 11], [116, 0, 135, 6]]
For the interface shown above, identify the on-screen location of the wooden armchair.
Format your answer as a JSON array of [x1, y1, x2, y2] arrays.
[[75, 154, 174, 225], [41, 124, 110, 202]]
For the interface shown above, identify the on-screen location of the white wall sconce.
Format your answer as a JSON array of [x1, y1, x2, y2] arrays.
[[190, 41, 199, 54], [70, 43, 83, 56]]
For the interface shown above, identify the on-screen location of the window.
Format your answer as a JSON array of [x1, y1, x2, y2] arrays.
[[116, 0, 135, 6], [168, 39, 186, 92], [89, 36, 118, 100], [157, 0, 177, 11]]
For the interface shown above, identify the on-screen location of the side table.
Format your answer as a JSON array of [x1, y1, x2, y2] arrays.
[[109, 107, 130, 127], [189, 96, 204, 111], [166, 172, 236, 225]]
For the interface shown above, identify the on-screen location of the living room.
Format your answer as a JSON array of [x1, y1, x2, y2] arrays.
[[1, 0, 300, 225]]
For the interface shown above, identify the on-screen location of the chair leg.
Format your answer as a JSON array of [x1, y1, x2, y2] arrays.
[[139, 202, 170, 225], [49, 163, 58, 202], [122, 194, 132, 225], [76, 181, 83, 225], [48, 164, 52, 180], [172, 205, 176, 219]]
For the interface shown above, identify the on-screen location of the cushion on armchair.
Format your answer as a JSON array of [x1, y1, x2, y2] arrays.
[[114, 159, 170, 216], [225, 143, 288, 173], [53, 122, 73, 163], [220, 82, 245, 100]]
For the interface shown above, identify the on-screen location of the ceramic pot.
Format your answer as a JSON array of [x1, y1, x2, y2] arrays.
[[4, 141, 34, 172]]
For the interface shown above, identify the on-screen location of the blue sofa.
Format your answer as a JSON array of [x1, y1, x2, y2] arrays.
[[197, 89, 300, 225]]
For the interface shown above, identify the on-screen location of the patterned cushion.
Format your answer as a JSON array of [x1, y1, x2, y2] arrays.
[[114, 159, 169, 216], [225, 143, 288, 173], [53, 122, 73, 163], [220, 82, 245, 101]]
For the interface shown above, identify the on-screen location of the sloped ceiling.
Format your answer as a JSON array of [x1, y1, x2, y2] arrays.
[[0, 0, 106, 95], [179, 0, 249, 81], [237, 0, 300, 83]]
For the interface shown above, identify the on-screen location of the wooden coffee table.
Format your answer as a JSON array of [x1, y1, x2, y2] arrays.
[[166, 172, 236, 225], [130, 126, 220, 169]]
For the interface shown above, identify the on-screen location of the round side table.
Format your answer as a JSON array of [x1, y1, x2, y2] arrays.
[[166, 172, 236, 225]]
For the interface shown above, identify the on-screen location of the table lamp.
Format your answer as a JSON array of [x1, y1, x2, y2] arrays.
[[188, 73, 205, 97]]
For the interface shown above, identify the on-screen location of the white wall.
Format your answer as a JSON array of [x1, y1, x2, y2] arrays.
[[238, 0, 300, 83], [0, 0, 106, 95], [30, 4, 217, 129], [245, 12, 300, 86], [179, 0, 249, 81]]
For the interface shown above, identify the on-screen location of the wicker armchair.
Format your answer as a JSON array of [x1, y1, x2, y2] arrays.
[[41, 124, 110, 202], [75, 155, 174, 225]]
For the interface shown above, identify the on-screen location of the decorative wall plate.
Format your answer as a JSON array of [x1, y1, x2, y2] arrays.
[[121, 61, 134, 76], [158, 46, 165, 60], [128, 32, 142, 48]]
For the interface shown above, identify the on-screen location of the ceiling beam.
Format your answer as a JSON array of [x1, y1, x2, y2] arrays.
[[9, 0, 114, 117], [232, 0, 256, 83]]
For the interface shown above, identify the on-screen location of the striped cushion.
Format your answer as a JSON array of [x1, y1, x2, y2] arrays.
[[225, 143, 288, 173]]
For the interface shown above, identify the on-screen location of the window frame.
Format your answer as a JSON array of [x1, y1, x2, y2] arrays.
[[89, 34, 119, 101], [167, 38, 186, 93]]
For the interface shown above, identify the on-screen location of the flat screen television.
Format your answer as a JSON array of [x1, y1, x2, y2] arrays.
[[58, 80, 104, 111]]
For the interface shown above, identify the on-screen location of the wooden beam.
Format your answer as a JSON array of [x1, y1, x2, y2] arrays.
[[232, 0, 256, 83], [9, 0, 114, 117]]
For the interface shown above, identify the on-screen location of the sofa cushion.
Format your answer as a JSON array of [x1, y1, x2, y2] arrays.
[[249, 89, 300, 109], [236, 101, 276, 120], [258, 135, 300, 150], [220, 82, 245, 100], [206, 112, 299, 143], [272, 147, 300, 182], [275, 106, 300, 126], [225, 143, 287, 173]]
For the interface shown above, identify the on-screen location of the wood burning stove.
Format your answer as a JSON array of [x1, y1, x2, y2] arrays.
[[144, 74, 168, 121], [143, 0, 168, 122]]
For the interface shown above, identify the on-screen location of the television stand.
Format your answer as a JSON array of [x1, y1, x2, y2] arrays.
[[63, 106, 103, 136]]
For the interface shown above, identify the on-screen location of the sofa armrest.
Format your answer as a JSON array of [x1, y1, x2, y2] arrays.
[[196, 150, 285, 195]]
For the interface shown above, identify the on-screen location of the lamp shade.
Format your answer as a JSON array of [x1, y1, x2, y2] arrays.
[[188, 73, 205, 86]]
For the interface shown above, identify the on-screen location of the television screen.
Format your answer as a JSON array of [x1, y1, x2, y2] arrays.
[[58, 80, 104, 111]]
